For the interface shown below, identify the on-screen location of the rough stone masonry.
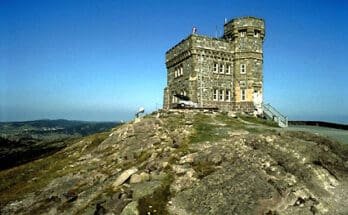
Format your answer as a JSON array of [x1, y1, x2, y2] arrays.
[[163, 16, 265, 113]]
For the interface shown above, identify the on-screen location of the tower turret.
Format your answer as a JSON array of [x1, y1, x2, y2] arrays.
[[223, 16, 265, 44], [224, 17, 265, 109]]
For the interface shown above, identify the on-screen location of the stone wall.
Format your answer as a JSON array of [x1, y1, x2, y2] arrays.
[[165, 37, 195, 106], [164, 16, 265, 113]]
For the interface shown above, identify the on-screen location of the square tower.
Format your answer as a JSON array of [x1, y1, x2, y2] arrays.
[[163, 16, 265, 113]]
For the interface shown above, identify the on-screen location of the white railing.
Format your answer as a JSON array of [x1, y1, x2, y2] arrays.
[[262, 103, 288, 127]]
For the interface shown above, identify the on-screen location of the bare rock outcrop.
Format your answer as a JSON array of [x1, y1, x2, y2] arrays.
[[1, 110, 347, 215]]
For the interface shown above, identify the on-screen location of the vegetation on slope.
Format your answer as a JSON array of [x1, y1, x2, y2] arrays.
[[0, 131, 110, 208], [0, 120, 120, 170], [0, 110, 347, 215]]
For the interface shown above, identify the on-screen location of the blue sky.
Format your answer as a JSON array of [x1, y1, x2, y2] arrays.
[[1, 0, 347, 123]]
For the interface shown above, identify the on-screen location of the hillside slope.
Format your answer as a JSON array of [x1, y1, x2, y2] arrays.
[[0, 120, 119, 170], [1, 110, 347, 215]]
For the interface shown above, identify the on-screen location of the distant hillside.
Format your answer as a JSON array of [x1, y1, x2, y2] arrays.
[[0, 111, 347, 214], [0, 119, 120, 137], [0, 119, 121, 170]]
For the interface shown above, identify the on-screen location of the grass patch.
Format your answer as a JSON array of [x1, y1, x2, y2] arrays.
[[0, 149, 74, 206], [0, 131, 111, 206], [189, 113, 245, 143], [215, 113, 242, 128], [239, 115, 278, 127], [165, 114, 186, 132], [83, 131, 110, 152], [189, 114, 220, 143]]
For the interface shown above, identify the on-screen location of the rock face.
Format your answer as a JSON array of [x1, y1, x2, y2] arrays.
[[0, 110, 347, 215]]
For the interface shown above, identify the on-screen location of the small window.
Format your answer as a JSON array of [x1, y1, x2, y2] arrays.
[[240, 81, 246, 88], [240, 64, 246, 74], [225, 89, 231, 101], [254, 30, 260, 38], [219, 64, 224, 74], [213, 89, 218, 101], [241, 89, 246, 101], [239, 29, 247, 37], [226, 64, 231, 74], [213, 62, 218, 73], [219, 89, 224, 101], [174, 65, 183, 77], [172, 92, 176, 103]]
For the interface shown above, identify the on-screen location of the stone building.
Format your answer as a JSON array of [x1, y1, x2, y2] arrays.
[[163, 16, 265, 113]]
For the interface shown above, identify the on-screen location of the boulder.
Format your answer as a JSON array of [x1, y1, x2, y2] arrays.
[[132, 181, 163, 200], [120, 201, 139, 215], [130, 172, 150, 184], [112, 167, 138, 189]]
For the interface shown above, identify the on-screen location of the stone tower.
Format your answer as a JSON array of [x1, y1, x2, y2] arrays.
[[163, 17, 265, 113]]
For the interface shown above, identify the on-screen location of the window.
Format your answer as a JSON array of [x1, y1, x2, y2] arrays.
[[219, 89, 224, 101], [213, 62, 218, 73], [219, 64, 224, 74], [240, 81, 246, 88], [226, 64, 231, 74], [225, 89, 231, 101], [240, 64, 246, 74], [239, 29, 247, 37], [174, 65, 183, 78], [172, 91, 176, 103], [241, 89, 246, 101], [213, 89, 218, 101], [254, 30, 260, 38]]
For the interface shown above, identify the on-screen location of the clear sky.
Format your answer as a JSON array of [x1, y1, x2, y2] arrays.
[[1, 0, 347, 123]]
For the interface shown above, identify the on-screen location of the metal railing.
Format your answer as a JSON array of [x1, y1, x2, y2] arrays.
[[262, 103, 288, 127]]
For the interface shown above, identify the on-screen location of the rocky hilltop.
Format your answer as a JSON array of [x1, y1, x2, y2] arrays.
[[1, 110, 347, 215]]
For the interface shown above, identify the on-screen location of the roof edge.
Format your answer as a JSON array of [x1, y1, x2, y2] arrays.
[[224, 16, 264, 26]]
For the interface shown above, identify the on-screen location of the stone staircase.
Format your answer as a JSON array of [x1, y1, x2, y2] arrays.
[[262, 103, 288, 127]]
